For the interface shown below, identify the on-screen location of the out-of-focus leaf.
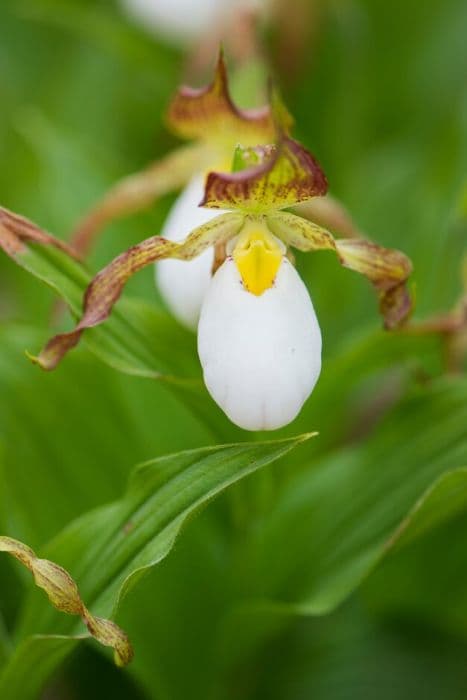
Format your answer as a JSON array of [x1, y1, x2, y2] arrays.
[[0, 435, 313, 699], [362, 504, 467, 640], [241, 598, 467, 700], [71, 143, 204, 256], [0, 615, 10, 666], [238, 378, 467, 614], [0, 324, 215, 546], [102, 378, 467, 699], [0, 635, 77, 699]]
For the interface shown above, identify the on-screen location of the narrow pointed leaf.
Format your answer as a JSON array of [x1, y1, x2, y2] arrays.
[[0, 435, 314, 699]]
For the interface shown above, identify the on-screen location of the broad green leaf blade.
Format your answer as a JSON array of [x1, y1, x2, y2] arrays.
[[106, 379, 467, 699], [240, 378, 467, 615], [0, 436, 313, 699], [20, 435, 313, 628], [0, 324, 215, 546]]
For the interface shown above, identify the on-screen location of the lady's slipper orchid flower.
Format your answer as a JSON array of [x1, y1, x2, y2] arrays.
[[71, 53, 288, 328], [72, 52, 279, 256], [71, 53, 364, 334], [25, 127, 412, 431]]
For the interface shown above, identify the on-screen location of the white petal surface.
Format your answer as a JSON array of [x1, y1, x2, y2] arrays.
[[198, 258, 322, 430], [120, 0, 233, 41], [156, 175, 218, 330]]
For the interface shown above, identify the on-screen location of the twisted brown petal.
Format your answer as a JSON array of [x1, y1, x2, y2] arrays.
[[0, 536, 133, 666], [32, 212, 244, 370], [267, 212, 413, 329]]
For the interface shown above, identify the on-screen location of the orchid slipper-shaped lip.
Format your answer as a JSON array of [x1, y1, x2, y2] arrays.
[[27, 120, 413, 430], [198, 236, 322, 430], [3, 50, 412, 430]]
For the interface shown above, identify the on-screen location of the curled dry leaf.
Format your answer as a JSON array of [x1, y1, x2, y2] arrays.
[[267, 212, 413, 328], [32, 212, 244, 370], [0, 536, 133, 667]]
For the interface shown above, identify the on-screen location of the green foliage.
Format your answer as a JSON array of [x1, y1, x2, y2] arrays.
[[0, 0, 466, 698]]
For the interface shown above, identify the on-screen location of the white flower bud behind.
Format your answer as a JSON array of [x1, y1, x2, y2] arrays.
[[198, 257, 322, 430], [156, 175, 218, 330], [120, 0, 234, 42]]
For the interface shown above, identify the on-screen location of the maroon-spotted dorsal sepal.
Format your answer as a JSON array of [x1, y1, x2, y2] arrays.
[[201, 137, 328, 213]]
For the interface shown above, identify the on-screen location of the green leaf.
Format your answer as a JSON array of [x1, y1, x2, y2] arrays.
[[0, 212, 240, 441], [103, 378, 467, 699], [0, 635, 78, 699], [0, 435, 313, 698], [239, 378, 467, 614], [0, 323, 215, 546]]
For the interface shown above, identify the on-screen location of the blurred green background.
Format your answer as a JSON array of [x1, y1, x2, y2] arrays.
[[0, 0, 466, 698]]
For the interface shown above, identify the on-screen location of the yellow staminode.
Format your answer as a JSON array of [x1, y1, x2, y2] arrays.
[[233, 225, 283, 296]]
